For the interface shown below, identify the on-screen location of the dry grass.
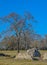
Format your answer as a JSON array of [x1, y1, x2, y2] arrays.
[[0, 50, 47, 65]]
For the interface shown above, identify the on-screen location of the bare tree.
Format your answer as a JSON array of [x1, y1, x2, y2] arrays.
[[0, 12, 35, 53]]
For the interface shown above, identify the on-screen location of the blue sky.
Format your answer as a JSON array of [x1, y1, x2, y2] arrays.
[[0, 0, 47, 37]]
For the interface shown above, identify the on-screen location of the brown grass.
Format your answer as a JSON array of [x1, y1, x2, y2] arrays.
[[0, 50, 47, 65]]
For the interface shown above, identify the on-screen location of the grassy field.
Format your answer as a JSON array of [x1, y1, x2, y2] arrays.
[[0, 50, 47, 65]]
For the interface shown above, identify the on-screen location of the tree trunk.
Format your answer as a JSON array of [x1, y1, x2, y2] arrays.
[[17, 38, 20, 53]]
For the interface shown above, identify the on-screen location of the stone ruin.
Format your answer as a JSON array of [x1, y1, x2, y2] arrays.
[[15, 52, 32, 60], [15, 48, 41, 60], [27, 48, 41, 60], [42, 53, 47, 60]]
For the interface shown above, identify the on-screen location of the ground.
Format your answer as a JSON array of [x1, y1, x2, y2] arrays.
[[0, 50, 47, 65]]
